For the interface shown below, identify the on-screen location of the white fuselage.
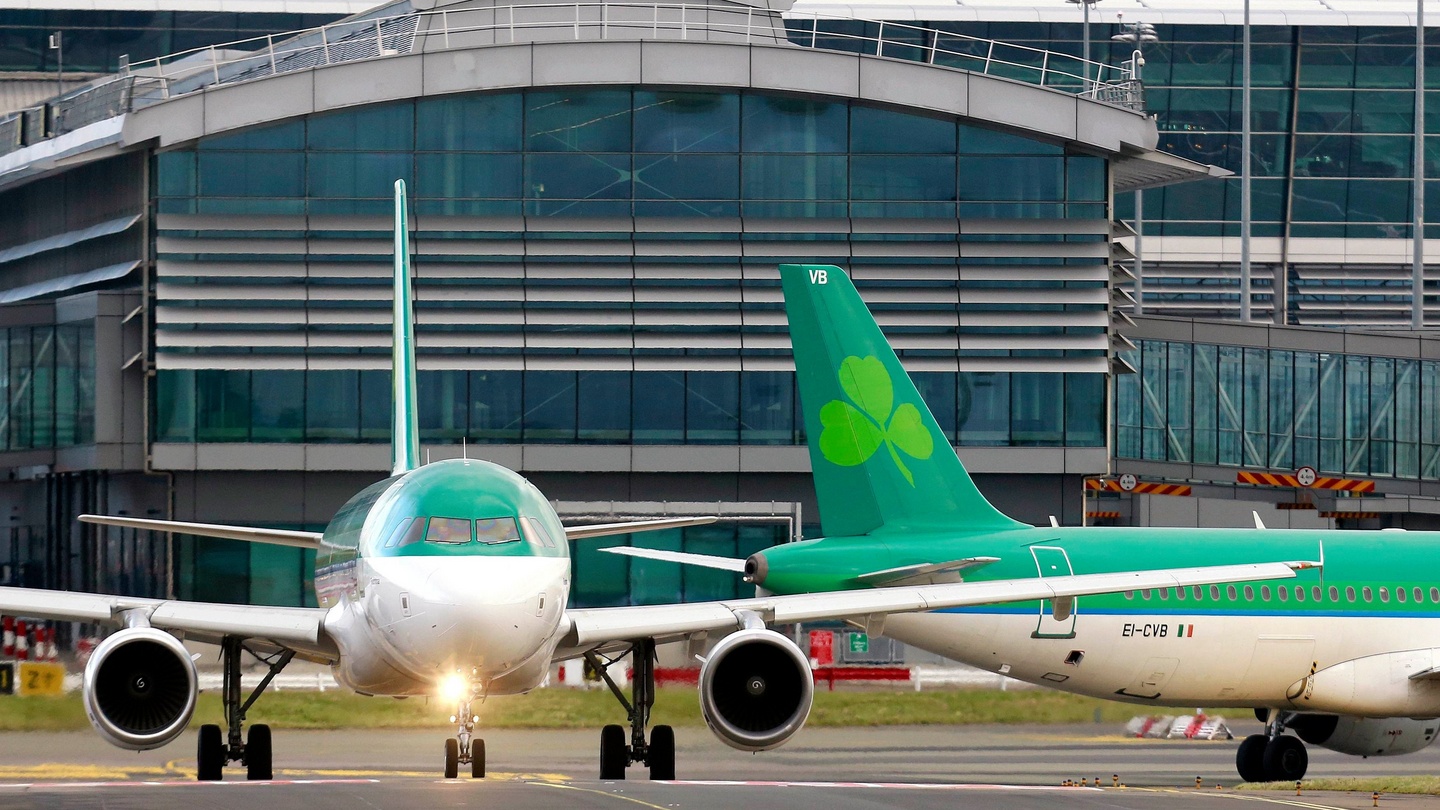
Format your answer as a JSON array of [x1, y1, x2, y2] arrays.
[[886, 608, 1440, 717], [321, 555, 570, 696]]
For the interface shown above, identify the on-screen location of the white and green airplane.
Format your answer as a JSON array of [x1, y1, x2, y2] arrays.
[[0, 184, 1315, 783]]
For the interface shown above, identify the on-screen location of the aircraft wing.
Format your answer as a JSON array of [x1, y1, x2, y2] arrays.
[[564, 516, 718, 540], [79, 515, 323, 550], [0, 586, 337, 661], [555, 560, 1310, 654]]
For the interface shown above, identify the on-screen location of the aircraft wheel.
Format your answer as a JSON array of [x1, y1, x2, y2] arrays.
[[648, 724, 675, 781], [444, 738, 459, 779], [197, 723, 225, 781], [1235, 734, 1268, 783], [471, 739, 485, 779], [1263, 735, 1308, 782], [246, 724, 273, 781], [600, 724, 627, 780]]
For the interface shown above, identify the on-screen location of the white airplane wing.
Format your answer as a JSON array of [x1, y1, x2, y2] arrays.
[[556, 560, 1311, 654], [79, 515, 323, 550], [564, 516, 718, 540], [0, 586, 336, 661], [599, 546, 746, 571]]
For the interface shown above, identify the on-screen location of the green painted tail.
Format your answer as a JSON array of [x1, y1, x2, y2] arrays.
[[391, 180, 420, 475], [779, 264, 1027, 537]]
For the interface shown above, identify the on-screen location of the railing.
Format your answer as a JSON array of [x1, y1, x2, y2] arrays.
[[4, 3, 1142, 158]]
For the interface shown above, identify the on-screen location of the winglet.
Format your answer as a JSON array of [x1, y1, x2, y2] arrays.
[[392, 179, 420, 476], [1253, 511, 1267, 530], [1284, 560, 1323, 571]]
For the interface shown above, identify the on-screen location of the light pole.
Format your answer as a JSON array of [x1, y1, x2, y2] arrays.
[[48, 31, 63, 100], [1067, 0, 1103, 88], [1241, 0, 1252, 322], [1113, 16, 1158, 314], [1413, 0, 1425, 328]]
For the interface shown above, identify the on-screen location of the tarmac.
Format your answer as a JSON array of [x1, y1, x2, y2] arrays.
[[0, 723, 1438, 810]]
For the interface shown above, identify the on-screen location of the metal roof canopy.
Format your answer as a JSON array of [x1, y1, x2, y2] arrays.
[[1114, 149, 1231, 193]]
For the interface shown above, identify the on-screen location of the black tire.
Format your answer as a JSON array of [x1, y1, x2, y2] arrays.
[[246, 724, 273, 781], [444, 738, 459, 779], [470, 739, 485, 779], [600, 724, 627, 780], [648, 725, 675, 781], [1235, 734, 1268, 783], [197, 724, 225, 782], [1263, 735, 1308, 782]]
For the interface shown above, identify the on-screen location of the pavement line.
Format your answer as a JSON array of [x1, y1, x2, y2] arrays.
[[1128, 786, 1349, 810], [669, 780, 1101, 792], [534, 781, 674, 810]]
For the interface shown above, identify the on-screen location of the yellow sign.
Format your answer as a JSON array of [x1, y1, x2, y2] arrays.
[[16, 662, 65, 696]]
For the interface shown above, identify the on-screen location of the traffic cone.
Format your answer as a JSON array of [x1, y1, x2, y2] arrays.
[[2, 616, 12, 657], [15, 620, 28, 661]]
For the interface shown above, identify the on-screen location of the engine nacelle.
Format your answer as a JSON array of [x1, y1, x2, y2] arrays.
[[698, 628, 813, 752], [83, 628, 198, 751], [1290, 714, 1440, 757]]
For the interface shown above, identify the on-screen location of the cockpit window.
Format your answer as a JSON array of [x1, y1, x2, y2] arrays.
[[382, 517, 425, 549], [426, 517, 473, 545], [521, 517, 557, 549], [476, 517, 521, 545]]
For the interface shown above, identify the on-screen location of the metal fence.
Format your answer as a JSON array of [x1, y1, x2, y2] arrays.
[[2, 3, 1142, 158]]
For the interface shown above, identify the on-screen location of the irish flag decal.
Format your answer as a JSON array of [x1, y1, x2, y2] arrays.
[[1175, 624, 1196, 638]]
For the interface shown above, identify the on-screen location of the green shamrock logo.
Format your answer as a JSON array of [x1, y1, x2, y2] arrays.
[[818, 356, 935, 486]]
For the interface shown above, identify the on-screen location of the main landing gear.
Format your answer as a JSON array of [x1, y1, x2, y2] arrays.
[[585, 638, 675, 781], [442, 669, 485, 779], [197, 636, 293, 781], [1237, 709, 1308, 783]]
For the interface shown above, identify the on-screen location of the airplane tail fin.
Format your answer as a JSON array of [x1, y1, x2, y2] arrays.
[[779, 264, 1027, 538], [392, 180, 420, 475]]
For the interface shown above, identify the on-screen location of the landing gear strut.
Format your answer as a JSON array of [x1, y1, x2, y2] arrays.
[[1237, 709, 1308, 783], [586, 638, 675, 780], [443, 669, 485, 779], [197, 635, 292, 781]]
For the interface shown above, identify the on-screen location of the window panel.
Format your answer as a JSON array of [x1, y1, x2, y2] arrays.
[[959, 157, 1064, 200], [471, 370, 522, 442], [1193, 344, 1218, 465], [633, 154, 739, 202], [307, 152, 414, 198], [523, 370, 577, 443], [577, 371, 630, 443], [417, 93, 523, 151], [418, 370, 467, 441], [307, 103, 415, 151], [527, 89, 632, 153], [740, 370, 794, 445], [359, 370, 391, 441], [632, 91, 740, 153], [155, 369, 196, 443], [195, 369, 250, 443], [525, 154, 631, 205], [741, 95, 847, 153], [1065, 373, 1105, 448], [1010, 372, 1063, 446], [850, 156, 956, 201], [199, 152, 305, 197], [633, 372, 685, 444], [685, 371, 739, 444], [960, 371, 1009, 445], [416, 154, 522, 200], [306, 369, 359, 442], [250, 370, 304, 442], [742, 155, 847, 200], [913, 371, 957, 441], [851, 106, 955, 154]]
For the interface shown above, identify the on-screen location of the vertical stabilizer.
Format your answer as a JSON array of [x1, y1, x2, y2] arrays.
[[392, 180, 420, 475], [779, 264, 1027, 537]]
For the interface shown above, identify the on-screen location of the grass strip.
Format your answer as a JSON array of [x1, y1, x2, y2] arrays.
[[0, 687, 1138, 732], [1239, 777, 1440, 796]]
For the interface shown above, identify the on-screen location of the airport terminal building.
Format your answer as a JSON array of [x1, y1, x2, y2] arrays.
[[0, 0, 1436, 610]]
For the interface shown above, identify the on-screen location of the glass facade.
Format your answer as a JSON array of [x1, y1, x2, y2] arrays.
[[1116, 338, 1440, 480], [0, 324, 95, 452], [154, 367, 1106, 448], [568, 524, 788, 607]]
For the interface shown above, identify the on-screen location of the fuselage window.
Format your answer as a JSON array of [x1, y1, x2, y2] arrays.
[[1380, 587, 1389, 603], [1415, 587, 1424, 603], [427, 517, 473, 545], [1330, 586, 1340, 602], [1141, 589, 1151, 600], [1398, 587, 1407, 603], [1193, 586, 1203, 600], [1295, 586, 1305, 602], [476, 517, 522, 545], [1226, 585, 1237, 601], [1159, 588, 1169, 600], [1362, 587, 1373, 602], [1175, 586, 1186, 601], [1243, 585, 1254, 601], [383, 517, 423, 549], [1211, 585, 1221, 601], [1277, 586, 1287, 602], [1260, 585, 1271, 601], [1345, 586, 1355, 602], [1314, 586, 1324, 602], [1431, 587, 1439, 603], [1123, 591, 1134, 600]]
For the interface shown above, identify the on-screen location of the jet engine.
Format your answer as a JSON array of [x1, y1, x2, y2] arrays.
[[1289, 714, 1440, 757], [698, 628, 813, 752], [82, 628, 198, 750]]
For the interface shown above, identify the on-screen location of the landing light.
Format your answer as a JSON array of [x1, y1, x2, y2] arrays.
[[439, 672, 469, 703]]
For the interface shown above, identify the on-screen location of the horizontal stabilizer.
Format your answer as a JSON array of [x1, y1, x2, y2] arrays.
[[599, 546, 745, 572], [79, 515, 322, 550], [564, 516, 718, 541], [856, 556, 1000, 587]]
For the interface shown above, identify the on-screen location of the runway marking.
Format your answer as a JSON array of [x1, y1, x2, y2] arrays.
[[534, 782, 676, 810], [666, 780, 1101, 792], [0, 765, 571, 786], [1127, 787, 1350, 810]]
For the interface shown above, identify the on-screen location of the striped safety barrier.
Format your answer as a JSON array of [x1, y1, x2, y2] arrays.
[[1236, 471, 1375, 492], [1084, 479, 1192, 496]]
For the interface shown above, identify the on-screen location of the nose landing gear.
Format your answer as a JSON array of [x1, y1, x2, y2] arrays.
[[586, 638, 675, 781], [442, 670, 485, 779], [1237, 709, 1308, 783]]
